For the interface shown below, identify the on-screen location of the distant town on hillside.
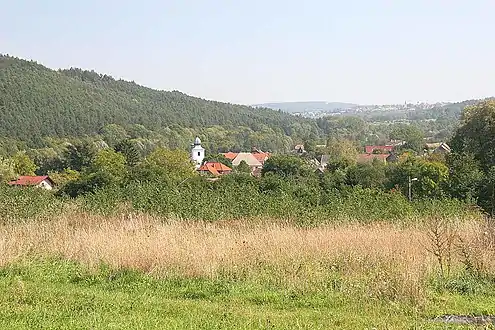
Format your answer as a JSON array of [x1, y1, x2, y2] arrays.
[[254, 101, 465, 119]]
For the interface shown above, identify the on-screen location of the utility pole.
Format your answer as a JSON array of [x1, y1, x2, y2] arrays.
[[408, 176, 418, 202]]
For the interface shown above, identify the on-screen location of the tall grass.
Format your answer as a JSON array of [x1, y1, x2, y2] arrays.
[[2, 212, 494, 305]]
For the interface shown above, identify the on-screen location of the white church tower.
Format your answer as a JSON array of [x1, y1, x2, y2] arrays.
[[191, 137, 205, 168]]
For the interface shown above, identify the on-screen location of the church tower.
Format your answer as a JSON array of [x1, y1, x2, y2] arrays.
[[191, 137, 205, 168]]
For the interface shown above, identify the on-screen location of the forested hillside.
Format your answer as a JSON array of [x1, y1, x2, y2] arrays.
[[0, 55, 320, 151]]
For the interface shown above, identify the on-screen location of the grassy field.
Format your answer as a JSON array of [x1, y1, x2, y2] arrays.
[[1, 213, 495, 329]]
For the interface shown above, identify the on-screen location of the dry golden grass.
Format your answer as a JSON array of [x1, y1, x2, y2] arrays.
[[1, 212, 494, 302], [0, 213, 424, 272]]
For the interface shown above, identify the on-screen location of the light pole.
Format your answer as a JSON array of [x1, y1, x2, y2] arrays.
[[408, 176, 418, 202]]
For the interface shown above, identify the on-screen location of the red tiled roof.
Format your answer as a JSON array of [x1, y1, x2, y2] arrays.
[[222, 152, 238, 160], [365, 145, 394, 154], [252, 152, 270, 163], [198, 162, 232, 176], [203, 166, 220, 175], [357, 154, 389, 163], [8, 176, 52, 186]]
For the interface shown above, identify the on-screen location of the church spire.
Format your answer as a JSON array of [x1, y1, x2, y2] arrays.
[[191, 137, 205, 169]]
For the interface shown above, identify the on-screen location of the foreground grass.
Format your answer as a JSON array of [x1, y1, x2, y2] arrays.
[[1, 259, 495, 329], [1, 214, 495, 328]]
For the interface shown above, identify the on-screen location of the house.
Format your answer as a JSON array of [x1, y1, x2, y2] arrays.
[[230, 153, 263, 168], [425, 142, 442, 150], [8, 176, 55, 190], [433, 142, 451, 154], [198, 162, 232, 176], [222, 149, 270, 175], [365, 145, 394, 154], [389, 140, 406, 147], [320, 155, 330, 168], [252, 152, 270, 164], [251, 147, 271, 164], [316, 155, 330, 172], [222, 152, 238, 161]]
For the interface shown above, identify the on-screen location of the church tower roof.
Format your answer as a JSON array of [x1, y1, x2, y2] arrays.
[[194, 137, 201, 145]]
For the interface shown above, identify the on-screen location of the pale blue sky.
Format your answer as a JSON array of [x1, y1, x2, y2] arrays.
[[2, 0, 494, 105]]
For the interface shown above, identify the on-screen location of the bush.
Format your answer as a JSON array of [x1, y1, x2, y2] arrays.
[[0, 184, 65, 222]]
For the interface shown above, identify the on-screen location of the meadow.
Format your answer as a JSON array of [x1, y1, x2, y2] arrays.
[[1, 205, 495, 329]]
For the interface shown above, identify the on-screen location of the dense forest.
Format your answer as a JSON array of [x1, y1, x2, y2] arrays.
[[0, 55, 321, 152]]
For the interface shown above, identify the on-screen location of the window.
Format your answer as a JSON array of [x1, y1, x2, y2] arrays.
[[198, 152, 201, 156]]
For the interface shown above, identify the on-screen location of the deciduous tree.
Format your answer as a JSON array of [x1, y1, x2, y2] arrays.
[[12, 151, 37, 176]]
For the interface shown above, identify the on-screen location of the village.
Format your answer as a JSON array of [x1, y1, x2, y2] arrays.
[[6, 136, 452, 190], [193, 136, 451, 177]]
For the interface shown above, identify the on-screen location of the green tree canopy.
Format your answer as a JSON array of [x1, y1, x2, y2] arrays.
[[100, 124, 129, 147], [346, 161, 387, 189], [236, 160, 251, 174], [0, 55, 319, 151], [63, 142, 97, 172], [0, 157, 15, 182], [324, 138, 359, 171], [138, 148, 196, 183], [262, 155, 313, 177], [389, 124, 425, 153], [450, 100, 495, 214], [387, 156, 448, 199], [48, 168, 81, 187], [115, 140, 141, 167], [445, 152, 483, 202], [12, 151, 37, 176], [92, 149, 127, 181], [451, 100, 495, 171]]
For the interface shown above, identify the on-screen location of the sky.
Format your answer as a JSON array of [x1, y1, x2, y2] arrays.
[[2, 0, 495, 105]]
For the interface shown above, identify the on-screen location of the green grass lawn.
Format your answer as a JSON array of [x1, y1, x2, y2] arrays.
[[0, 259, 494, 329]]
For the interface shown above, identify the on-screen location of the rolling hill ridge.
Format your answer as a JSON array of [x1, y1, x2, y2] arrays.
[[0, 55, 318, 148]]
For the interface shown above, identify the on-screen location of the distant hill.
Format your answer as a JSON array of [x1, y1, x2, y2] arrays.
[[0, 55, 318, 147], [253, 102, 358, 114]]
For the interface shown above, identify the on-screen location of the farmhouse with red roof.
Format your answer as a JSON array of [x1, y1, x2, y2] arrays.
[[8, 176, 55, 190]]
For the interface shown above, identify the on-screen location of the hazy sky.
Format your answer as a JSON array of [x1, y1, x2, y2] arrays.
[[2, 0, 494, 105]]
